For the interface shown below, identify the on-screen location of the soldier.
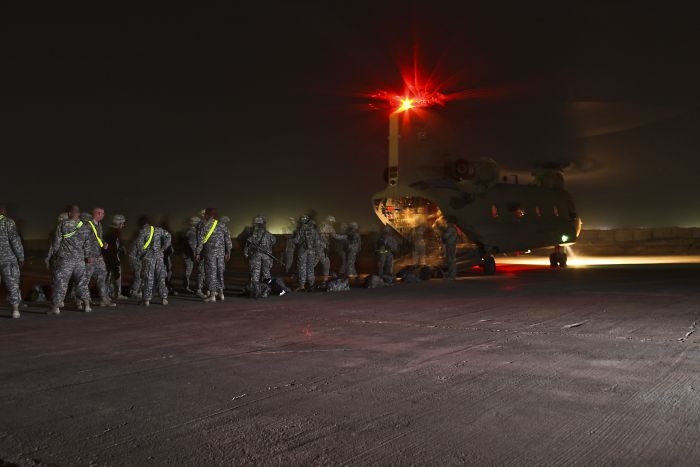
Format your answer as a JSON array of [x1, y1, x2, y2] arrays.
[[317, 215, 336, 277], [333, 221, 348, 276], [161, 218, 177, 296], [217, 216, 233, 293], [195, 208, 232, 302], [0, 205, 24, 319], [128, 219, 145, 299], [292, 215, 320, 291], [442, 219, 461, 280], [194, 212, 208, 298], [181, 216, 200, 293], [133, 217, 171, 306], [104, 214, 127, 300], [376, 225, 400, 278], [412, 225, 427, 265], [48, 205, 92, 315], [45, 212, 82, 308], [283, 217, 297, 274], [84, 208, 116, 307], [244, 215, 276, 289], [345, 222, 362, 278]]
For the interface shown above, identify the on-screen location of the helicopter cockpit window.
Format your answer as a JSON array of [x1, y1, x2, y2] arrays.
[[508, 202, 525, 218], [535, 205, 542, 217], [553, 205, 560, 217], [491, 204, 499, 218]]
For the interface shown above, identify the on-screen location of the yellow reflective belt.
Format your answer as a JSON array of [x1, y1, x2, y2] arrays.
[[88, 221, 104, 248], [203, 219, 218, 244], [63, 221, 83, 238], [143, 226, 155, 250]]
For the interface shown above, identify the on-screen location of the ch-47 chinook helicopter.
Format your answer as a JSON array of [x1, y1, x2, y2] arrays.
[[370, 92, 583, 274]]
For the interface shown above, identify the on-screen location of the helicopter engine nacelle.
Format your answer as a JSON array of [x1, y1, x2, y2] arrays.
[[451, 158, 500, 186]]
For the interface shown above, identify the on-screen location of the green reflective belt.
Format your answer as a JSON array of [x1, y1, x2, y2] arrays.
[[203, 219, 218, 244], [88, 221, 104, 248], [63, 221, 83, 238], [143, 226, 155, 250]]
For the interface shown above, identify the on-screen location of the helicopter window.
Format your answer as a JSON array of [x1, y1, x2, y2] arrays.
[[535, 205, 542, 217], [553, 205, 560, 217], [508, 202, 525, 217], [491, 204, 499, 218]]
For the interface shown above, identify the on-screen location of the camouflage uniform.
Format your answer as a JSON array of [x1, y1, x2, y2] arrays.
[[195, 219, 232, 297], [335, 222, 361, 277], [333, 222, 348, 275], [45, 213, 68, 270], [292, 218, 321, 289], [104, 216, 126, 299], [50, 219, 91, 307], [128, 236, 143, 298], [84, 219, 110, 301], [195, 218, 207, 294], [0, 214, 24, 307], [134, 225, 171, 301], [317, 216, 336, 277], [163, 242, 175, 294], [442, 224, 460, 280], [345, 224, 362, 277], [376, 226, 399, 277], [244, 219, 276, 284], [181, 218, 199, 292], [412, 226, 427, 265]]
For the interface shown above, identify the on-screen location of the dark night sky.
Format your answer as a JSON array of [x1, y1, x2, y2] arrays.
[[3, 3, 700, 238]]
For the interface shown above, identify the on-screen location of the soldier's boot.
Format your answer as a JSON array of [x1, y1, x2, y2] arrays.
[[295, 284, 306, 292], [12, 304, 20, 319], [143, 299, 150, 307], [99, 297, 117, 307], [161, 298, 168, 306], [76, 301, 84, 311], [115, 293, 129, 300], [196, 289, 207, 299], [217, 291, 225, 301], [58, 301, 65, 308], [47, 306, 61, 315], [204, 291, 216, 303], [83, 300, 92, 313]]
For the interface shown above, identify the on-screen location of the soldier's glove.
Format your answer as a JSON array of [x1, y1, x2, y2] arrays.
[[18, 261, 24, 268], [195, 255, 201, 263], [225, 254, 231, 262], [44, 259, 50, 270]]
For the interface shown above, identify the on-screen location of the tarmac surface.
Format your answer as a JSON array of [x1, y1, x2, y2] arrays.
[[2, 261, 700, 466]]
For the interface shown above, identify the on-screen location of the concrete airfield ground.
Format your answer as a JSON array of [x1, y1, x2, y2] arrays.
[[2, 257, 700, 465]]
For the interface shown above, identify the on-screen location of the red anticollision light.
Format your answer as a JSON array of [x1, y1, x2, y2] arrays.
[[368, 87, 446, 114], [391, 91, 445, 114]]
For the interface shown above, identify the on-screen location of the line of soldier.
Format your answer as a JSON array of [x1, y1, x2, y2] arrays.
[[0, 205, 461, 319]]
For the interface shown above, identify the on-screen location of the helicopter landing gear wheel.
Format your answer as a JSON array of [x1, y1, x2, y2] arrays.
[[482, 256, 496, 275], [549, 252, 568, 268]]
